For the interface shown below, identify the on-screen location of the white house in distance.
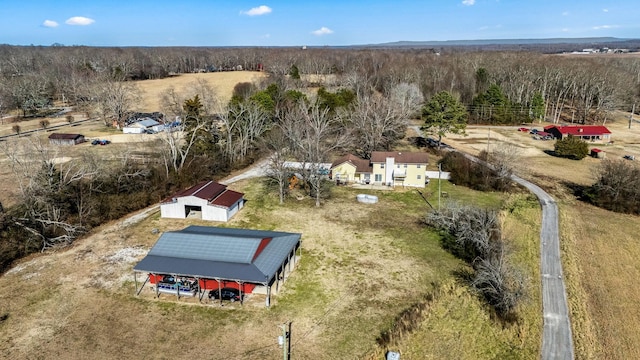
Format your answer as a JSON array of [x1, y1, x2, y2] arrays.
[[160, 181, 245, 222], [123, 118, 165, 134]]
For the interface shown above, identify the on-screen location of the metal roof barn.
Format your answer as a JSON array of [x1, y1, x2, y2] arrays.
[[133, 225, 301, 307]]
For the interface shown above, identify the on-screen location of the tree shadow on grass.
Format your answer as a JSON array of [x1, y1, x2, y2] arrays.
[[452, 267, 475, 286], [543, 149, 584, 160], [451, 266, 520, 326], [561, 180, 593, 202]]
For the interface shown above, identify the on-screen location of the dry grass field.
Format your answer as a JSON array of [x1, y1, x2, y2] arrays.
[[135, 71, 268, 112], [1, 176, 543, 359]]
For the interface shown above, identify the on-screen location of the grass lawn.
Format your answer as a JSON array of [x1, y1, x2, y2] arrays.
[[560, 201, 640, 360], [0, 176, 544, 359]]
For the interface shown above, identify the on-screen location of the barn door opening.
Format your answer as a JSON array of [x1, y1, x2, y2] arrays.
[[184, 205, 202, 219]]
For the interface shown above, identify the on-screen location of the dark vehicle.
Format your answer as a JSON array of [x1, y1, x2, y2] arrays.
[[91, 139, 111, 145], [208, 288, 241, 302], [529, 129, 539, 134]]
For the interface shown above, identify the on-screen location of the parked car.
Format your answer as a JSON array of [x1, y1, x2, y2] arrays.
[[208, 288, 241, 302], [529, 129, 539, 134], [91, 139, 111, 145], [623, 155, 636, 161], [518, 127, 529, 132]]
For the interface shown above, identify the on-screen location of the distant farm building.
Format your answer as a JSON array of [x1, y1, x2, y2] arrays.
[[544, 125, 612, 143], [48, 133, 85, 145], [122, 118, 164, 134], [160, 180, 244, 222], [133, 225, 302, 307]]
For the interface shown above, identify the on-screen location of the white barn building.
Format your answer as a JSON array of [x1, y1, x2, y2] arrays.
[[160, 181, 245, 222]]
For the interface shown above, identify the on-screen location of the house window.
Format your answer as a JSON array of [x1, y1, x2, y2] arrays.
[[375, 174, 382, 182], [417, 164, 421, 169], [397, 164, 401, 168], [417, 175, 422, 180], [404, 164, 407, 168], [380, 164, 384, 169]]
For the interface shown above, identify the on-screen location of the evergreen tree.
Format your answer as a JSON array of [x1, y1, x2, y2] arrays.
[[554, 135, 589, 160], [421, 91, 468, 146], [183, 95, 218, 157], [530, 91, 545, 121], [289, 64, 301, 80]]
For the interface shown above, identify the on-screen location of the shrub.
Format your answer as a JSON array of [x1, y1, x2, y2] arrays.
[[586, 159, 640, 214], [554, 135, 589, 160], [440, 151, 512, 192], [425, 204, 525, 319]]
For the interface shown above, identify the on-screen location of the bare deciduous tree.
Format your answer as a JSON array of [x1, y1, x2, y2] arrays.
[[93, 77, 141, 127], [282, 102, 350, 206], [261, 126, 294, 204], [0, 138, 96, 250], [220, 100, 268, 164], [486, 142, 522, 184], [350, 94, 407, 158]]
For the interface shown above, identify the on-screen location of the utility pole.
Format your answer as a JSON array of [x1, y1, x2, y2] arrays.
[[630, 103, 636, 129], [278, 322, 292, 360], [487, 127, 491, 153], [438, 163, 442, 211]]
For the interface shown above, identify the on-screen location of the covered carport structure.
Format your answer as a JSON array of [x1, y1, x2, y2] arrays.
[[133, 225, 302, 307]]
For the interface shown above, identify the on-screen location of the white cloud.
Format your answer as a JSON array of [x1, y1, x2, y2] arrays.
[[241, 5, 272, 16], [603, 8, 609, 12], [462, 0, 475, 5], [261, 33, 271, 38], [562, 11, 569, 16], [42, 20, 59, 28], [593, 24, 618, 30], [311, 27, 333, 36], [562, 28, 569, 32], [65, 16, 95, 26]]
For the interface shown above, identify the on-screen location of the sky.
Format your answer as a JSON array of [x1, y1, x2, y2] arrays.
[[0, 0, 638, 47]]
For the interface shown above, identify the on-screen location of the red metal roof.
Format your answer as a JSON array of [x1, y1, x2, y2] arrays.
[[175, 181, 226, 201], [544, 125, 611, 136], [211, 189, 244, 208], [164, 180, 231, 203]]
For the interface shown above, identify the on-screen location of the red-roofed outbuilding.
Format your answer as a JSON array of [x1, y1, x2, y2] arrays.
[[544, 125, 612, 142], [160, 181, 245, 222]]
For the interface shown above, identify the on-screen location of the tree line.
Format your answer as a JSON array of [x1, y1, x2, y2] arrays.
[[1, 45, 639, 125]]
